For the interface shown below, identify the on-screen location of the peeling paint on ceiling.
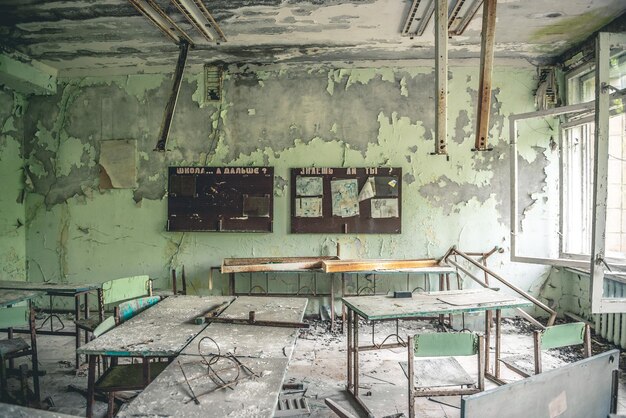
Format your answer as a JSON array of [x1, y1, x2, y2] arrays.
[[0, 0, 624, 74]]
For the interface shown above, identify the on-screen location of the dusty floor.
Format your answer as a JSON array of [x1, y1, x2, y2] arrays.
[[2, 312, 626, 417]]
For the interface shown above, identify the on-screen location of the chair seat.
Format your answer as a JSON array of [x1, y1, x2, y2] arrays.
[[500, 352, 566, 377], [0, 338, 30, 356], [95, 361, 170, 392], [74, 316, 106, 332], [401, 358, 475, 388]]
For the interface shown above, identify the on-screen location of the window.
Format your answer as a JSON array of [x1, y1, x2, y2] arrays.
[[510, 32, 626, 312], [562, 53, 626, 262]]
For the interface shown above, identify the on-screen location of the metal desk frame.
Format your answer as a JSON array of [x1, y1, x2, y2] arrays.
[[0, 289, 43, 403], [0, 281, 103, 368], [343, 290, 533, 417]]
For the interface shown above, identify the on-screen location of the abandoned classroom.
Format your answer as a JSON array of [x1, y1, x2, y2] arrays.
[[1, 0, 626, 417]]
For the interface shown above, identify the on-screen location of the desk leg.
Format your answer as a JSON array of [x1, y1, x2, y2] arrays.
[[74, 296, 81, 368], [84, 293, 90, 344], [341, 274, 346, 333], [353, 310, 359, 397], [86, 355, 96, 418], [347, 308, 353, 391], [408, 335, 415, 418], [484, 310, 492, 374], [330, 274, 335, 331], [229, 273, 235, 296], [29, 307, 40, 403], [97, 289, 104, 322], [495, 309, 501, 379]]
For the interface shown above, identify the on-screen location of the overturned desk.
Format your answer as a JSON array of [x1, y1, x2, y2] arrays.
[[342, 288, 532, 417], [77, 295, 235, 418], [0, 289, 43, 402], [0, 281, 103, 368], [118, 296, 308, 418]]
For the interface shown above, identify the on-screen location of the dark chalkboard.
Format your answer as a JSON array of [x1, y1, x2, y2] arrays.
[[167, 166, 273, 232]]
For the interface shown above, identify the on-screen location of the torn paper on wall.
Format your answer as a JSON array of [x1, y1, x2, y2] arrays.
[[358, 176, 376, 201], [331, 179, 359, 217], [296, 176, 323, 196], [371, 198, 399, 218], [295, 197, 323, 217], [99, 140, 137, 189]]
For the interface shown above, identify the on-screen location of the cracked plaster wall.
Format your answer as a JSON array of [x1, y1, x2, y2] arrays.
[[0, 86, 26, 280], [13, 64, 561, 314]]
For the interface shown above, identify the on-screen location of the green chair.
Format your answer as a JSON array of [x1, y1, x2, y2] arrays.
[[0, 303, 40, 404], [75, 275, 153, 338], [407, 332, 484, 418], [92, 295, 164, 418], [501, 322, 591, 377]]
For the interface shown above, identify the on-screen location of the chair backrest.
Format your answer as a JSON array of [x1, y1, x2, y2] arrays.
[[0, 302, 29, 329], [540, 322, 586, 350], [102, 275, 152, 305], [117, 296, 161, 322], [92, 296, 161, 337], [414, 332, 479, 357]]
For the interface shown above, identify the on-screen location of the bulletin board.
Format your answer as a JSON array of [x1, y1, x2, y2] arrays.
[[167, 166, 273, 232], [290, 167, 401, 234]]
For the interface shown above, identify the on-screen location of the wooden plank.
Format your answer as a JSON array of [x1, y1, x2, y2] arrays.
[[322, 258, 439, 273], [221, 256, 337, 273], [473, 0, 497, 151], [77, 296, 235, 356], [0, 289, 42, 308], [0, 280, 100, 294], [218, 296, 308, 323], [325, 398, 358, 418], [342, 289, 532, 321]]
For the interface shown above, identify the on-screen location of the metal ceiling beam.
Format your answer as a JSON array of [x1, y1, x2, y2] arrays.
[[433, 0, 448, 156], [155, 41, 189, 152], [473, 0, 497, 151], [128, 0, 194, 46], [171, 0, 227, 43]]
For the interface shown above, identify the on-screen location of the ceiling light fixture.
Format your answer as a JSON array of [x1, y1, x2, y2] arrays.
[[402, 0, 483, 38], [401, 0, 435, 38], [449, 0, 483, 36], [128, 0, 194, 46], [170, 0, 227, 43]]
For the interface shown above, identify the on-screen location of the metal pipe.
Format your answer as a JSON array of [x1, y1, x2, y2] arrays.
[[154, 41, 189, 151], [433, 0, 448, 156], [446, 247, 557, 325]]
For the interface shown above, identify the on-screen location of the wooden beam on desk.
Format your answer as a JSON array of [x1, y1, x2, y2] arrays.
[[322, 259, 439, 273]]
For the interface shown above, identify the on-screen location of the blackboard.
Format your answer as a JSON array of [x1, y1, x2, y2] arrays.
[[167, 166, 273, 232], [290, 167, 401, 234]]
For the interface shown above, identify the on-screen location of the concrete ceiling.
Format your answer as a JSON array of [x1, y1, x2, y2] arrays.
[[1, 0, 625, 75]]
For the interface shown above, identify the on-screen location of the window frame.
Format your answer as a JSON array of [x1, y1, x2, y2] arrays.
[[509, 32, 626, 314]]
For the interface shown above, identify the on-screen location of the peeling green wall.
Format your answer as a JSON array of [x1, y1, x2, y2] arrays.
[[0, 87, 26, 280], [14, 64, 561, 314]]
